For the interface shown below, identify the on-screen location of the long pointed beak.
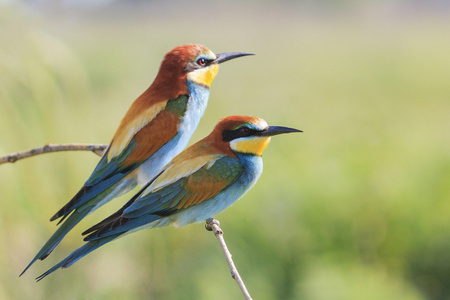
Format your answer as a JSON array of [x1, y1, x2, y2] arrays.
[[259, 126, 303, 137], [214, 52, 255, 64]]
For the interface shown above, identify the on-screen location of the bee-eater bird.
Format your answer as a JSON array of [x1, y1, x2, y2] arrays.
[[35, 115, 301, 281], [21, 45, 253, 276]]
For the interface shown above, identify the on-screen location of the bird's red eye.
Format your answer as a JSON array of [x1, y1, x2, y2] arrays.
[[240, 127, 250, 134], [197, 58, 206, 66]]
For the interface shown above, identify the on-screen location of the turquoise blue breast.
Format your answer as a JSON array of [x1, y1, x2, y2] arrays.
[[135, 81, 210, 185]]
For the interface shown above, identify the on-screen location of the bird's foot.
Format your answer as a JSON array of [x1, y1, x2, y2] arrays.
[[205, 218, 221, 232]]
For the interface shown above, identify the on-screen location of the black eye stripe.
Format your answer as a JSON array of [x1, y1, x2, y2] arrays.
[[185, 58, 214, 73], [222, 127, 260, 142]]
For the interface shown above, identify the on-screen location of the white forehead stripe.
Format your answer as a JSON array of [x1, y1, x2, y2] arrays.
[[252, 118, 268, 130]]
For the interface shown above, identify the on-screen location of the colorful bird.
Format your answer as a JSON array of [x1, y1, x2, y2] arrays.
[[21, 45, 253, 275], [35, 115, 301, 281]]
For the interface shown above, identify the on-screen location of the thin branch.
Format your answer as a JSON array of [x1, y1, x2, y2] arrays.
[[205, 218, 253, 300], [3, 144, 253, 297], [0, 143, 107, 165]]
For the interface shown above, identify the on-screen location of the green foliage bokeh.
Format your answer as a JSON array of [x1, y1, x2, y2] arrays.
[[1, 2, 449, 299]]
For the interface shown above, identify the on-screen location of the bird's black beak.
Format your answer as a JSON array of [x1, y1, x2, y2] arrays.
[[258, 126, 303, 137], [214, 52, 255, 64]]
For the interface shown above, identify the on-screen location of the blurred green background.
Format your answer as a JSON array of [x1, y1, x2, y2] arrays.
[[1, 1, 449, 299]]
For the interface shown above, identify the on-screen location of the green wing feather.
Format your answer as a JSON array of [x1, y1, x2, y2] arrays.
[[83, 155, 243, 241]]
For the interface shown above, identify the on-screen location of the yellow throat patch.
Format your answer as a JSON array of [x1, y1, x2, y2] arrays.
[[187, 64, 219, 87], [230, 136, 271, 156]]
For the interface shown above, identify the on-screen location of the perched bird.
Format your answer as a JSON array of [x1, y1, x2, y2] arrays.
[[22, 45, 253, 275], [35, 115, 301, 281]]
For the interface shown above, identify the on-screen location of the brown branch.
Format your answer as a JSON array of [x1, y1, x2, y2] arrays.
[[0, 143, 107, 165], [205, 218, 253, 300]]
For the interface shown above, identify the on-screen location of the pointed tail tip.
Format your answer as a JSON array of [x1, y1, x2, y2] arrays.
[[35, 266, 61, 282], [35, 273, 47, 282], [20, 246, 56, 277], [35, 257, 73, 282], [36, 269, 56, 282], [20, 257, 38, 277], [50, 210, 68, 224], [49, 211, 60, 222], [19, 267, 29, 277]]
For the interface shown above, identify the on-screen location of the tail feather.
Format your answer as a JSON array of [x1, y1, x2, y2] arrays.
[[22, 180, 137, 276], [50, 171, 136, 222], [35, 235, 119, 282], [50, 186, 92, 222], [20, 210, 88, 277], [55, 212, 69, 226]]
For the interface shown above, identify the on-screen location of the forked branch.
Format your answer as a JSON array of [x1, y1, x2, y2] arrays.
[[205, 218, 253, 300]]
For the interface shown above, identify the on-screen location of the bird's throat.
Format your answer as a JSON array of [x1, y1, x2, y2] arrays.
[[187, 64, 219, 88], [230, 136, 271, 156]]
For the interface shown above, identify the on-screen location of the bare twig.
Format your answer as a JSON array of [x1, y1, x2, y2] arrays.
[[205, 218, 253, 300], [0, 143, 107, 165]]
